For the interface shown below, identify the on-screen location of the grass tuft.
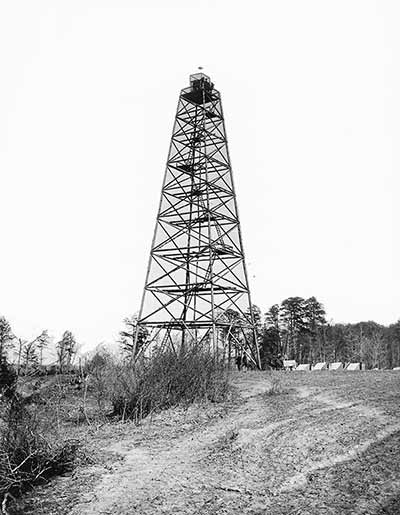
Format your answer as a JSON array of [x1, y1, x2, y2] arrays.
[[263, 373, 286, 396]]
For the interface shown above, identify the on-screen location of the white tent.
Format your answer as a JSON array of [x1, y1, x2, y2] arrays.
[[312, 362, 327, 371], [346, 363, 362, 371], [295, 363, 311, 371], [283, 360, 296, 371]]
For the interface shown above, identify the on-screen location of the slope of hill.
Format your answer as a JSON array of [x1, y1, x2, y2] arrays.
[[19, 370, 400, 515]]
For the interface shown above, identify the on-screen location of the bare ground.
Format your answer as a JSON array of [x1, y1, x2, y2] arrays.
[[18, 371, 400, 515]]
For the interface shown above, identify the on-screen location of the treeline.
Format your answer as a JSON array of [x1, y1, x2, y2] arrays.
[[0, 316, 78, 374], [2, 303, 400, 373], [258, 296, 400, 369], [0, 314, 152, 374]]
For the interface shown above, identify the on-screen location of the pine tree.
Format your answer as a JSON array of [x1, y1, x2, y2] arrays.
[[0, 316, 15, 359], [303, 297, 326, 362], [261, 304, 283, 368], [36, 330, 50, 367], [22, 339, 39, 374], [280, 297, 307, 360], [265, 304, 280, 331]]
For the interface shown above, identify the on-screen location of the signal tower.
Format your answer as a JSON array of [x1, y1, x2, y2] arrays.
[[135, 73, 260, 368]]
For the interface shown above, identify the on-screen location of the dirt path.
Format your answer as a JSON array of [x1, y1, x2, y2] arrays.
[[67, 372, 400, 515], [70, 374, 274, 514]]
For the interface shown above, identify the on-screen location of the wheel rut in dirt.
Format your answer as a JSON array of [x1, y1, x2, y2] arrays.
[[70, 374, 278, 514]]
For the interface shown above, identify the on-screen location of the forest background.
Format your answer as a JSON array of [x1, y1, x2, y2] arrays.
[[1, 296, 399, 372]]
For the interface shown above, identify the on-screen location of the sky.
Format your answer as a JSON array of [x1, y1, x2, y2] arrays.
[[0, 0, 399, 352]]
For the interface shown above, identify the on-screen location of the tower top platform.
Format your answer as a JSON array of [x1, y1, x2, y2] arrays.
[[189, 73, 213, 87], [182, 73, 217, 105]]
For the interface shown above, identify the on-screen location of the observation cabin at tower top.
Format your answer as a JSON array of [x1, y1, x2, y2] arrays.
[[181, 72, 219, 105]]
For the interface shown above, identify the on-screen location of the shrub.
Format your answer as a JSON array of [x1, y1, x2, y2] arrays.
[[91, 346, 231, 422], [82, 349, 116, 416], [0, 358, 17, 400], [0, 362, 79, 502], [263, 372, 285, 396]]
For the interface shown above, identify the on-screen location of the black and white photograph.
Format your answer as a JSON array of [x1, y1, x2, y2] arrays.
[[0, 1, 399, 513]]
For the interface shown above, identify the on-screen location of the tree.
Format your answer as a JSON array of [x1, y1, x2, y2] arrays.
[[260, 326, 282, 369], [261, 304, 283, 369], [57, 331, 78, 372], [303, 297, 327, 362], [357, 321, 386, 369], [280, 297, 307, 360], [119, 316, 149, 359], [22, 339, 39, 374], [277, 296, 327, 363], [324, 323, 348, 363], [15, 331, 50, 375], [36, 330, 50, 367], [385, 320, 400, 368], [0, 316, 15, 359], [265, 304, 280, 331], [303, 297, 326, 332], [250, 305, 263, 330]]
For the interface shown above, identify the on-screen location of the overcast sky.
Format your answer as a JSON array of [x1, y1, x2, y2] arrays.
[[1, 0, 399, 352]]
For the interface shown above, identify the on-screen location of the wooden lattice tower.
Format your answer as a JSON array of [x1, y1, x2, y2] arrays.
[[135, 73, 260, 367]]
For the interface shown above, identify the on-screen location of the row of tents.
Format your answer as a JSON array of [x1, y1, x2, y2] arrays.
[[283, 360, 400, 371]]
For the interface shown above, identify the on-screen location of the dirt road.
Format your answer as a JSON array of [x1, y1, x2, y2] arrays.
[[62, 371, 400, 515]]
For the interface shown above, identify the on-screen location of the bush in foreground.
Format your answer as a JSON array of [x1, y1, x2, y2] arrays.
[[0, 360, 79, 504], [89, 346, 231, 423]]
